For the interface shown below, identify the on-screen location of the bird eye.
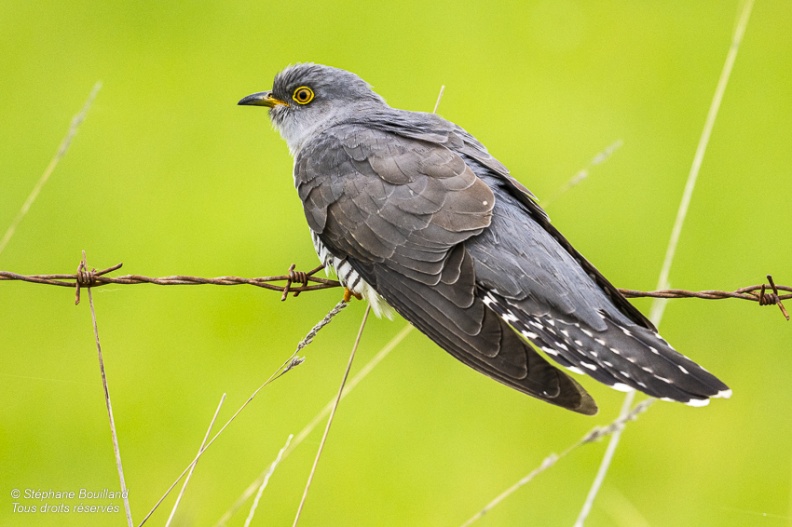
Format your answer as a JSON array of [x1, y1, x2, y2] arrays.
[[292, 86, 315, 105]]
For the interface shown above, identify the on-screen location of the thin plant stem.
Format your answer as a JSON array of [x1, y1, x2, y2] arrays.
[[433, 85, 446, 114], [652, 0, 754, 309], [214, 323, 413, 526], [139, 301, 347, 526], [292, 304, 372, 527], [87, 270, 134, 527], [460, 400, 654, 527], [573, 391, 636, 527], [541, 140, 623, 208], [243, 434, 294, 527], [460, 455, 560, 527], [289, 323, 413, 450], [0, 82, 101, 256], [574, 2, 754, 525], [165, 393, 227, 527]]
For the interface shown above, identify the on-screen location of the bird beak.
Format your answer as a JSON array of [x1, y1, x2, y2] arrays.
[[237, 91, 289, 108]]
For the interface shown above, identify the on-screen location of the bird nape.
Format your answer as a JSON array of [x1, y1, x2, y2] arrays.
[[239, 63, 731, 415]]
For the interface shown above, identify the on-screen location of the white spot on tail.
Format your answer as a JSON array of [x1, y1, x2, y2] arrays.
[[502, 312, 518, 323], [716, 388, 733, 399], [611, 383, 633, 393], [541, 346, 559, 357]]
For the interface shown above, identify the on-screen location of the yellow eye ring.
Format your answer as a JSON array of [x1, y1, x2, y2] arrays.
[[292, 86, 315, 105]]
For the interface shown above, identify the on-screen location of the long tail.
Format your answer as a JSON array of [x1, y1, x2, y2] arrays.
[[482, 292, 732, 406]]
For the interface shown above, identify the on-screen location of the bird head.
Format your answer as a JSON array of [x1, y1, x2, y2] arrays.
[[239, 63, 386, 153]]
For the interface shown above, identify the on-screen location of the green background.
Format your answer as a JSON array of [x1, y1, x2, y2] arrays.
[[2, 1, 791, 525]]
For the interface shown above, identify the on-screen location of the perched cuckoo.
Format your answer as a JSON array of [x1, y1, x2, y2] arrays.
[[239, 63, 730, 415]]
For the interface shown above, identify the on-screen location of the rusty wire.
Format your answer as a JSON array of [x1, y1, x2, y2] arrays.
[[619, 275, 790, 320], [1, 256, 789, 320]]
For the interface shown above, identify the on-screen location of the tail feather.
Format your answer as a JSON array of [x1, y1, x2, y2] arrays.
[[482, 292, 731, 406]]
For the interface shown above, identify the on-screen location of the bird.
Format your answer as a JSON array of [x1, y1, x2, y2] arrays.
[[239, 63, 731, 415]]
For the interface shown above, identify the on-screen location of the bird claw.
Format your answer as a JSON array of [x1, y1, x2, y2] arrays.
[[343, 287, 362, 303]]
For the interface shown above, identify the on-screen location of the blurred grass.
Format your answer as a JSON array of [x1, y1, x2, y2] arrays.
[[2, 1, 792, 526]]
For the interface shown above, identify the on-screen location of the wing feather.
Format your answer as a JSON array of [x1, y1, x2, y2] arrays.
[[295, 125, 597, 414]]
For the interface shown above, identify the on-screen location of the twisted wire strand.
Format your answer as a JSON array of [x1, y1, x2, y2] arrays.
[[1, 259, 789, 319]]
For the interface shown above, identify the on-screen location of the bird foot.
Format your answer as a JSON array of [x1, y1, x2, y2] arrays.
[[343, 287, 362, 303]]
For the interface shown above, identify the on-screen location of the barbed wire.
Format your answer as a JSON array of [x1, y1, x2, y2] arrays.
[[1, 255, 789, 320]]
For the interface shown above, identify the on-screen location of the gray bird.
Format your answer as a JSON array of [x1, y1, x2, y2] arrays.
[[239, 63, 731, 415]]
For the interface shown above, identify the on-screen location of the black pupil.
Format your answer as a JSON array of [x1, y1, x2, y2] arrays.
[[298, 90, 308, 100]]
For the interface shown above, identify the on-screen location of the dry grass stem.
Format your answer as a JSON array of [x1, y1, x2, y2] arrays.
[[292, 304, 372, 527], [460, 455, 560, 527], [243, 434, 294, 527], [215, 323, 413, 526], [461, 400, 654, 527], [139, 301, 347, 525], [84, 254, 133, 527], [0, 82, 101, 256], [573, 391, 636, 527], [165, 393, 227, 527], [541, 140, 623, 208]]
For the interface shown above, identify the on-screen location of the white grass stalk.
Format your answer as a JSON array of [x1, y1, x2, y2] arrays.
[[0, 82, 101, 256], [165, 393, 226, 527], [243, 434, 294, 527], [574, 2, 754, 525]]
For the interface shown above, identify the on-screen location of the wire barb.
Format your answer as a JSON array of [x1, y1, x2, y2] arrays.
[[281, 263, 324, 301], [74, 251, 124, 305], [759, 275, 789, 320], [2, 256, 787, 318]]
